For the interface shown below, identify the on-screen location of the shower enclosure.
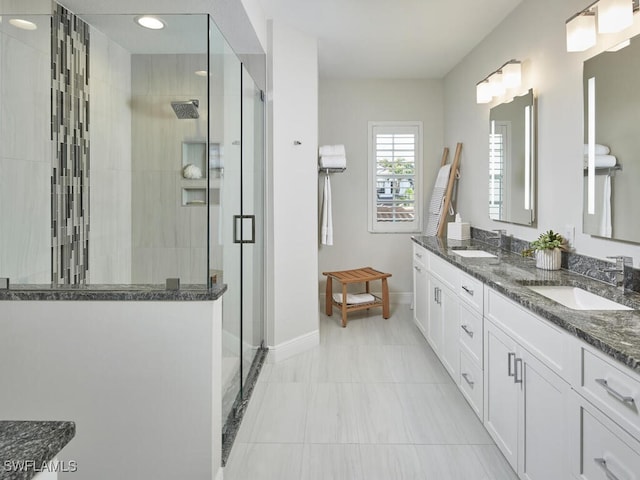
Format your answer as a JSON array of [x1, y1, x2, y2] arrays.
[[0, 3, 265, 453]]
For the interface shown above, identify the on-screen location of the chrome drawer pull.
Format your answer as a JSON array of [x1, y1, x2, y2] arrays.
[[461, 285, 474, 296], [514, 358, 523, 384], [462, 372, 474, 387], [507, 352, 515, 377], [461, 324, 474, 338], [595, 378, 635, 405], [414, 265, 422, 272], [415, 253, 423, 258], [594, 458, 621, 480]]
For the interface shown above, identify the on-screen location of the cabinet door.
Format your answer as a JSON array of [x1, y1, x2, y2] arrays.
[[413, 262, 428, 336], [426, 275, 443, 355], [518, 348, 569, 480], [440, 284, 460, 383], [484, 320, 519, 471]]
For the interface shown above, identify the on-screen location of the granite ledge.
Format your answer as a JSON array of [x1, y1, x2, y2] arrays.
[[0, 283, 227, 301], [412, 235, 640, 374], [0, 421, 75, 480]]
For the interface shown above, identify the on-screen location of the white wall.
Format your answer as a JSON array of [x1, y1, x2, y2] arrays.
[[0, 299, 223, 480], [318, 79, 444, 301], [0, 14, 51, 283], [444, 0, 640, 265], [267, 20, 319, 361], [89, 28, 132, 283]]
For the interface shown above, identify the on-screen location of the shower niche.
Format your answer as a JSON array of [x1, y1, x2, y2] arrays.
[[180, 142, 221, 207]]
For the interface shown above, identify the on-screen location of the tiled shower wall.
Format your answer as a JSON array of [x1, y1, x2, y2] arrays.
[[51, 4, 90, 284], [88, 27, 132, 284], [0, 14, 51, 283]]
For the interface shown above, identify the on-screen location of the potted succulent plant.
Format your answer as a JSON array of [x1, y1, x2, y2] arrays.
[[522, 230, 567, 270]]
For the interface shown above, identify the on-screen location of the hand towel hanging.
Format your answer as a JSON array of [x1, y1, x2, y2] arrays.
[[321, 172, 334, 245]]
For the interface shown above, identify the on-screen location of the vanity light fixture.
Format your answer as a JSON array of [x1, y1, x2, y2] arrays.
[[135, 15, 166, 30], [597, 0, 633, 33], [9, 18, 37, 30], [475, 60, 522, 104], [566, 0, 638, 52]]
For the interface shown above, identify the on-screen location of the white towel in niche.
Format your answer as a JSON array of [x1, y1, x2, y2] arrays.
[[321, 173, 333, 245], [600, 174, 612, 238]]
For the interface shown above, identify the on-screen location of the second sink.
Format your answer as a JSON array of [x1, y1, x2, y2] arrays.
[[527, 285, 632, 311]]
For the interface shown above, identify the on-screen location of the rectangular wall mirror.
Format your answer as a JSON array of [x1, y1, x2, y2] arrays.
[[583, 34, 640, 244], [488, 89, 536, 226]]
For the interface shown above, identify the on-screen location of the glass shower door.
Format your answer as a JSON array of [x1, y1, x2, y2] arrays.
[[209, 21, 242, 429], [241, 66, 265, 388]]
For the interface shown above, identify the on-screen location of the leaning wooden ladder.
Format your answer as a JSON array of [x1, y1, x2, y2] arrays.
[[425, 142, 462, 237]]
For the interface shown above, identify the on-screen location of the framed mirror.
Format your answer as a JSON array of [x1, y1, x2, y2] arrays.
[[583, 35, 640, 243], [488, 89, 536, 226]]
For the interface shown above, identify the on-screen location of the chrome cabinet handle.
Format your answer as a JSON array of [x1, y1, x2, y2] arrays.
[[414, 265, 422, 272], [461, 285, 474, 296], [595, 378, 635, 405], [514, 357, 523, 384], [461, 324, 474, 338], [462, 372, 474, 387], [507, 352, 515, 377], [594, 458, 621, 480], [415, 252, 423, 258]]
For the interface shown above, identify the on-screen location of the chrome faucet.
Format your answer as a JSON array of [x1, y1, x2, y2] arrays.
[[489, 229, 507, 248], [601, 256, 632, 291]]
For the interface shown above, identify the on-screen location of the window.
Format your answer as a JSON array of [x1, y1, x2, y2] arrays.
[[368, 121, 423, 233], [489, 120, 510, 220]]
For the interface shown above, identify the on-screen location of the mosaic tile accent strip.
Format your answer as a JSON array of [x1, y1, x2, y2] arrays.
[[51, 3, 90, 285]]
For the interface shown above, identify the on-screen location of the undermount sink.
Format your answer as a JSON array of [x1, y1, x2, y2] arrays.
[[452, 250, 497, 258], [527, 286, 632, 311]]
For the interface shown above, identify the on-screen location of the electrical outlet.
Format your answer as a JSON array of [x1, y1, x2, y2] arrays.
[[564, 224, 575, 247]]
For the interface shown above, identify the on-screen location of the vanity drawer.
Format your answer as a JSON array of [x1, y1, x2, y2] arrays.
[[578, 346, 640, 440], [429, 253, 457, 290], [571, 391, 640, 480], [458, 271, 483, 312], [484, 288, 567, 380], [459, 302, 483, 366], [459, 349, 483, 420], [413, 243, 427, 268]]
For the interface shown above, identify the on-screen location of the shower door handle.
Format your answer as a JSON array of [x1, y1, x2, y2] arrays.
[[233, 215, 256, 244]]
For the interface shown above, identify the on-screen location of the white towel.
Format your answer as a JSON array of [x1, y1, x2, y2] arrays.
[[600, 174, 612, 238], [321, 173, 333, 245], [319, 144, 346, 156], [333, 293, 375, 305], [425, 164, 452, 236], [583, 154, 617, 169], [319, 154, 347, 169], [583, 144, 610, 155]]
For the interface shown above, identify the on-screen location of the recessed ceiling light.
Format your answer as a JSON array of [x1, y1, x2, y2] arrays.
[[134, 15, 165, 30], [9, 18, 37, 30]]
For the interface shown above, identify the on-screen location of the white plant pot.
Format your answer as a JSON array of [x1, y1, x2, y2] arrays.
[[535, 248, 562, 270]]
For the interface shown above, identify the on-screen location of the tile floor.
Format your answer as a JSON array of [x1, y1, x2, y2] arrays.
[[224, 305, 518, 480]]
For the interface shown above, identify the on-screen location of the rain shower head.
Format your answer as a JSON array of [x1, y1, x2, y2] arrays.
[[171, 99, 199, 119]]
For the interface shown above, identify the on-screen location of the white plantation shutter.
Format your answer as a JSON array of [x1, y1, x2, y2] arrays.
[[368, 122, 423, 233]]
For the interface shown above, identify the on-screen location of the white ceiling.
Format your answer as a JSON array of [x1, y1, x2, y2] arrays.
[[258, 0, 523, 79]]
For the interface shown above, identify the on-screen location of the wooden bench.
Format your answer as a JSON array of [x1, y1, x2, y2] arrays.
[[322, 267, 391, 327]]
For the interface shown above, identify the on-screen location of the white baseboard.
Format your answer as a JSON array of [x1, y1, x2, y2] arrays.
[[268, 329, 320, 363]]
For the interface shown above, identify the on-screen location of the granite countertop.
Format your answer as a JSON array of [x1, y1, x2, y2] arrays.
[[0, 283, 227, 301], [0, 421, 75, 480], [412, 235, 640, 373]]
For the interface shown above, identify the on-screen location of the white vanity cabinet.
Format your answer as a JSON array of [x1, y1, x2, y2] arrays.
[[568, 340, 640, 480], [484, 288, 570, 479], [412, 244, 428, 335]]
